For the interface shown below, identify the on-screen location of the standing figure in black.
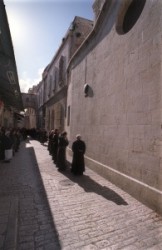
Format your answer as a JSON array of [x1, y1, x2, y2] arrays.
[[48, 130, 54, 155], [71, 134, 86, 175], [57, 131, 69, 171], [52, 129, 59, 164]]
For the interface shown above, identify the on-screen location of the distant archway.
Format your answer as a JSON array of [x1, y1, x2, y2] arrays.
[[21, 93, 37, 110], [21, 93, 37, 129]]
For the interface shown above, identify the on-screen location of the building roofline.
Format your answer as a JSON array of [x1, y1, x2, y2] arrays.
[[42, 15, 93, 78], [67, 1, 113, 72]]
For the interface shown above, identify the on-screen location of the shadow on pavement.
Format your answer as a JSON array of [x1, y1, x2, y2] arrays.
[[25, 146, 61, 249], [0, 142, 61, 250], [60, 162, 128, 206]]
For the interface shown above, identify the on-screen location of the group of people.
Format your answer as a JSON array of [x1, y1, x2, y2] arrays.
[[0, 125, 86, 175], [47, 129, 86, 175], [0, 127, 22, 162]]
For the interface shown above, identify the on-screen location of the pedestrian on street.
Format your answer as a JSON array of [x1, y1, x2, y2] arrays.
[[40, 129, 47, 145], [3, 130, 13, 162], [48, 129, 54, 154], [56, 131, 69, 171], [51, 129, 59, 164], [71, 134, 86, 175]]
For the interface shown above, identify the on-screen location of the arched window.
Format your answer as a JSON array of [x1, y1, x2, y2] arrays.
[[116, 0, 146, 34]]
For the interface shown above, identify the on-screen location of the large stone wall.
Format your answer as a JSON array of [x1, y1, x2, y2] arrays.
[[67, 0, 162, 214]]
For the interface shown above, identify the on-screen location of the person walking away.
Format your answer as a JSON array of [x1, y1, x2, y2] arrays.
[[71, 134, 86, 175], [56, 131, 69, 171]]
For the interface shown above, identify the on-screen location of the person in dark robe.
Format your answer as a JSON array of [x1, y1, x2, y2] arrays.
[[71, 134, 86, 175], [56, 131, 69, 171], [40, 129, 47, 145], [51, 129, 59, 164], [48, 130, 54, 155]]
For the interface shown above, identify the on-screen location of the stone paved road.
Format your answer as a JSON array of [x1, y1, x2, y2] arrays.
[[0, 139, 162, 250]]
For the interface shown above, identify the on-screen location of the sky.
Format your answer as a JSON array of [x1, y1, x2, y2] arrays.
[[4, 0, 94, 93]]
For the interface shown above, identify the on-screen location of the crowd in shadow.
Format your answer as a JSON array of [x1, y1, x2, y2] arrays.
[[0, 126, 128, 206], [0, 127, 48, 163], [0, 126, 24, 162]]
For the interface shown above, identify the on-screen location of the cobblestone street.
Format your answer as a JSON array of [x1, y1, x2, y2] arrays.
[[0, 139, 162, 250]]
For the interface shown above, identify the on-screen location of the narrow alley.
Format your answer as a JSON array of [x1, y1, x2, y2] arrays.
[[0, 139, 162, 250]]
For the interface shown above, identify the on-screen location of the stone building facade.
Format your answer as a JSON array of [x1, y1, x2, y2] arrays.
[[37, 80, 45, 129], [66, 0, 162, 214], [0, 0, 23, 128], [38, 16, 93, 133]]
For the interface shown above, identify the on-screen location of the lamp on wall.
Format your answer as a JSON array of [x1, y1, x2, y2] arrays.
[[84, 83, 89, 97]]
